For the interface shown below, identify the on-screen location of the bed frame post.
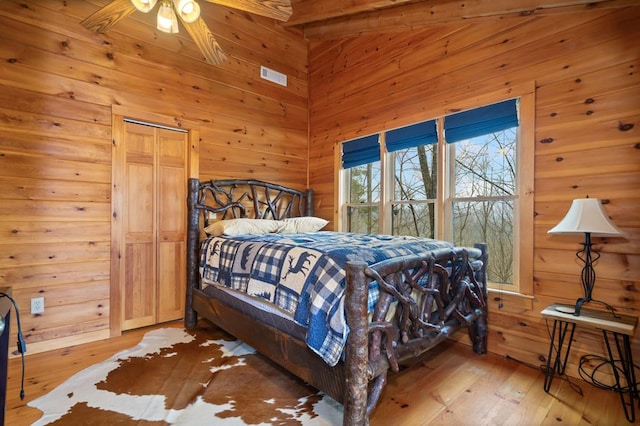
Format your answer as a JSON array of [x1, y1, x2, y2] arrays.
[[344, 261, 369, 426], [471, 243, 489, 354], [305, 189, 314, 217], [185, 178, 200, 329]]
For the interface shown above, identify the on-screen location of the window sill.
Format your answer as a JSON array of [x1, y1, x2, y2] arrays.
[[487, 287, 534, 312]]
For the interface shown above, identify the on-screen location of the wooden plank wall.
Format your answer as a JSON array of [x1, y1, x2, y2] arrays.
[[0, 0, 308, 354], [307, 6, 640, 375]]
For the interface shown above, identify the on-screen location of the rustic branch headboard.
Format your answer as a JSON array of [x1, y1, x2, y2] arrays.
[[188, 178, 314, 227]]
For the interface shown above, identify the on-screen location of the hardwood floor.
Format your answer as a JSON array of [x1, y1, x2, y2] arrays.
[[5, 320, 636, 425]]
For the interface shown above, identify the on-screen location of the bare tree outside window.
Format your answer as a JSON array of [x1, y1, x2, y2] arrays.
[[392, 144, 437, 237], [347, 162, 380, 233]]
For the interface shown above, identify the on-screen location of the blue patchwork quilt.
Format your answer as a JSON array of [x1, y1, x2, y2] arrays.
[[199, 231, 454, 366]]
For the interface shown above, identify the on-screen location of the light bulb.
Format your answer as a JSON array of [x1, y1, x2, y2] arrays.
[[131, 0, 158, 13], [173, 0, 200, 23]]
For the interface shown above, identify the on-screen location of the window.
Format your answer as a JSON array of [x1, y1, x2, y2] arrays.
[[387, 120, 438, 238], [444, 100, 519, 286], [342, 135, 381, 234], [340, 96, 534, 293]]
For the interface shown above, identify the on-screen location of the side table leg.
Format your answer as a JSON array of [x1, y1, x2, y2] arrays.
[[603, 331, 637, 423], [544, 320, 576, 392]]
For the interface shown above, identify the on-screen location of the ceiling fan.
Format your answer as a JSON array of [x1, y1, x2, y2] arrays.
[[80, 0, 293, 65]]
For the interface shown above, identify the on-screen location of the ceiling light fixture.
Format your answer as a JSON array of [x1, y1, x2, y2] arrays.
[[130, 0, 201, 34], [85, 0, 292, 67]]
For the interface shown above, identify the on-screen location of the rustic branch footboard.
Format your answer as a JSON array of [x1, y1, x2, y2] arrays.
[[343, 246, 488, 422], [185, 178, 488, 426]]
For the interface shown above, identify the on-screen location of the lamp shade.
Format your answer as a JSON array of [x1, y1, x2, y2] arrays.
[[157, 1, 179, 33], [548, 198, 625, 236]]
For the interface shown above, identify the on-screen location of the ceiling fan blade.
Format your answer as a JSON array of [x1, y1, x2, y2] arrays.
[[206, 0, 292, 22], [80, 0, 138, 34], [181, 17, 228, 65]]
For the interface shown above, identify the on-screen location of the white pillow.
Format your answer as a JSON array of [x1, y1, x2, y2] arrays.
[[280, 217, 328, 233], [204, 218, 283, 236]]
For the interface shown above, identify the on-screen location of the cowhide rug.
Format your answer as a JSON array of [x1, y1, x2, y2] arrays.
[[28, 325, 343, 425]]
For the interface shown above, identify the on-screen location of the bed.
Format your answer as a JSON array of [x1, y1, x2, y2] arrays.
[[184, 178, 489, 425]]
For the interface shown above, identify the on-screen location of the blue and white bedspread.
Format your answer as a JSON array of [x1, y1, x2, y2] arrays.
[[199, 231, 454, 366]]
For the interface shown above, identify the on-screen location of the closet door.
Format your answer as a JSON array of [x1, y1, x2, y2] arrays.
[[120, 122, 187, 330], [123, 123, 157, 330]]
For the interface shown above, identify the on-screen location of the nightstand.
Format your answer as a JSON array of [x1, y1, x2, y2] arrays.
[[541, 303, 639, 423]]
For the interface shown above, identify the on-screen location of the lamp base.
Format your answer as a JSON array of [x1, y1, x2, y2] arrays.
[[573, 297, 589, 316], [573, 297, 618, 317]]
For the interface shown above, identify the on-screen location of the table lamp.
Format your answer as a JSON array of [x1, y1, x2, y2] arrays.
[[548, 197, 625, 316]]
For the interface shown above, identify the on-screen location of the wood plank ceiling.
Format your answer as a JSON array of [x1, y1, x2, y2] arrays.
[[286, 0, 636, 39]]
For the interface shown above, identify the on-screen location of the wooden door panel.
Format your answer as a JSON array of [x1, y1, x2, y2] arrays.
[[158, 129, 186, 164], [158, 165, 186, 233], [123, 243, 155, 329], [125, 122, 155, 160], [125, 163, 154, 235], [157, 240, 186, 322]]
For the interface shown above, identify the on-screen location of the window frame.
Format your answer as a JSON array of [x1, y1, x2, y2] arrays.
[[338, 89, 534, 295]]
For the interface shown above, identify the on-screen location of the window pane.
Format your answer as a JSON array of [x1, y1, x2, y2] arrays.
[[394, 145, 438, 200], [348, 205, 379, 233], [391, 203, 435, 237], [453, 200, 513, 285], [348, 162, 381, 203], [453, 128, 516, 198]]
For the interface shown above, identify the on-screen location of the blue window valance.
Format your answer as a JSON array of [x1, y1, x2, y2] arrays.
[[444, 99, 519, 143], [342, 134, 380, 169], [386, 119, 438, 152]]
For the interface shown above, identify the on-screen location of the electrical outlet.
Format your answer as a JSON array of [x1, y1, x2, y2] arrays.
[[31, 297, 45, 314]]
